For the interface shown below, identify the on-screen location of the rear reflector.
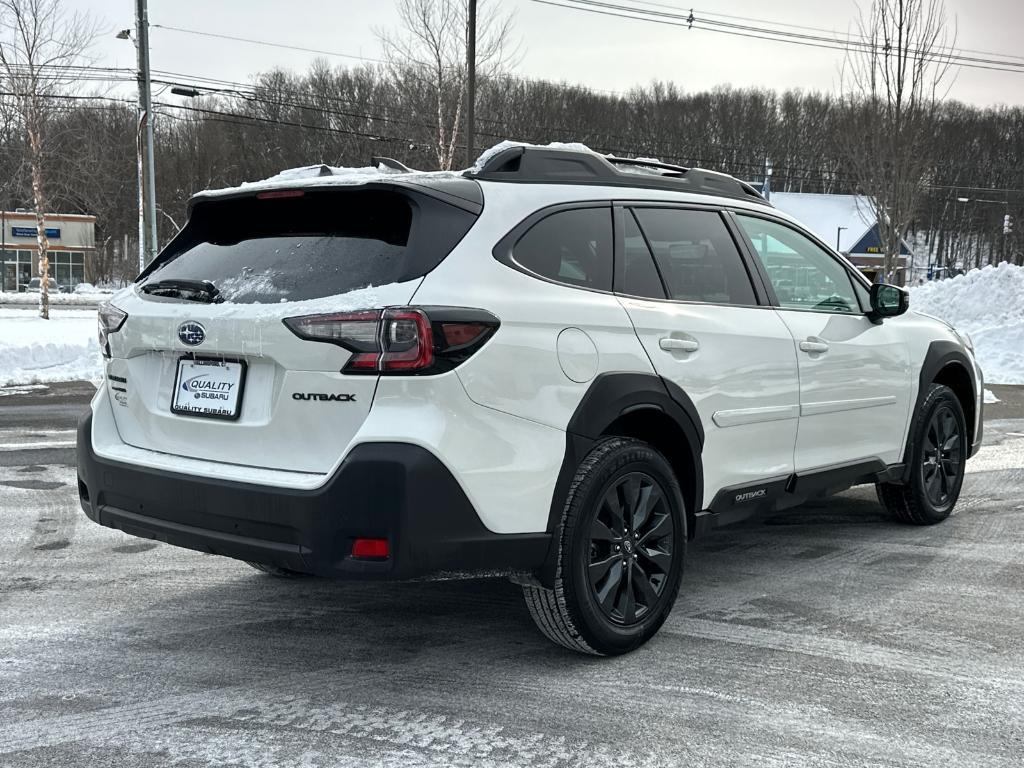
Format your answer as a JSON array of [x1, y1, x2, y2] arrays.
[[441, 322, 490, 348], [352, 538, 390, 559]]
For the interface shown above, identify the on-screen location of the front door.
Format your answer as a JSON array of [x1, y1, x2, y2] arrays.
[[616, 205, 801, 508], [733, 213, 912, 471]]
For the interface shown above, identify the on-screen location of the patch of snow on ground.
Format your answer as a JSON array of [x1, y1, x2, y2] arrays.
[[909, 262, 1024, 385], [983, 389, 1000, 404], [0, 308, 101, 386]]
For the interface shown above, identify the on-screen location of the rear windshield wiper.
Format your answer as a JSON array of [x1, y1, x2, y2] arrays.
[[140, 279, 224, 303]]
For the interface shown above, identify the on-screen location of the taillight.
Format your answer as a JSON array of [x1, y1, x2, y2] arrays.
[[97, 303, 127, 359], [282, 306, 498, 375]]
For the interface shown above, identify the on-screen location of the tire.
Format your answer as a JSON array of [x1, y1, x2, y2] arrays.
[[245, 561, 309, 578], [522, 437, 686, 655], [877, 383, 968, 525]]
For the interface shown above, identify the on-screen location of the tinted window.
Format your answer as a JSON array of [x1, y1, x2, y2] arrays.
[[736, 215, 859, 314], [513, 207, 613, 291], [621, 210, 666, 299], [141, 189, 477, 304], [631, 208, 756, 305]]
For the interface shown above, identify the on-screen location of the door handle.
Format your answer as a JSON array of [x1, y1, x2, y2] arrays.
[[799, 339, 830, 355], [659, 337, 700, 353]]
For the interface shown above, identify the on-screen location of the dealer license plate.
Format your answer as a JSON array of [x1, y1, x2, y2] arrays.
[[171, 357, 246, 420]]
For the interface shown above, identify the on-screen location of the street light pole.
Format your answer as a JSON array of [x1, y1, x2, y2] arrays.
[[836, 226, 847, 251], [465, 0, 476, 168], [134, 0, 157, 270]]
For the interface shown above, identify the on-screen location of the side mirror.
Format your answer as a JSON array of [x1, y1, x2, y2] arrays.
[[869, 283, 909, 320]]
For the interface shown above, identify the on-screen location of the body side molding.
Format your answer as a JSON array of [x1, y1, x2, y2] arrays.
[[799, 395, 898, 417], [712, 403, 800, 428]]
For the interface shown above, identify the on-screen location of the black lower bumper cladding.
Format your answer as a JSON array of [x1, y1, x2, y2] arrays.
[[76, 414, 548, 580]]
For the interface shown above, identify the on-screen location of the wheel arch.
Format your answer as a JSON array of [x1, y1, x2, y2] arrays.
[[903, 340, 980, 476], [537, 373, 704, 587]]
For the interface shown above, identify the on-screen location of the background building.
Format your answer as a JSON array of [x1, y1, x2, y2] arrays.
[[769, 192, 912, 285], [0, 211, 96, 292]]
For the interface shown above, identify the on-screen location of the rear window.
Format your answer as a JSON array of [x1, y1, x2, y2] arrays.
[[140, 188, 477, 303]]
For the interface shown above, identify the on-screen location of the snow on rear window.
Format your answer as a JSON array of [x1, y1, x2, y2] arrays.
[[141, 190, 413, 304]]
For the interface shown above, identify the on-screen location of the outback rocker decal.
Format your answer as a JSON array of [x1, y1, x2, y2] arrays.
[[734, 488, 767, 504]]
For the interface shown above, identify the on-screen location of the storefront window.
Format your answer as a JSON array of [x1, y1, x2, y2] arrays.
[[45, 251, 86, 288], [1, 249, 32, 291]]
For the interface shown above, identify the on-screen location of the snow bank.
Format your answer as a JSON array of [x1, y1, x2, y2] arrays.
[[909, 262, 1024, 385], [0, 308, 102, 386], [0, 291, 113, 307]]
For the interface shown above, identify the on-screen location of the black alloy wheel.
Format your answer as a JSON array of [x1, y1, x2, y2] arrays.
[[520, 437, 686, 655], [920, 404, 964, 508], [877, 383, 968, 525], [588, 472, 675, 626]]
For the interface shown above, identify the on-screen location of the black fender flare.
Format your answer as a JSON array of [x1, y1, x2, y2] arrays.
[[902, 340, 980, 477], [537, 372, 704, 586]]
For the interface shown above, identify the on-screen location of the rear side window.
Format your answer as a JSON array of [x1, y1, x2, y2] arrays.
[[631, 208, 757, 306], [512, 207, 613, 291], [140, 189, 477, 303]]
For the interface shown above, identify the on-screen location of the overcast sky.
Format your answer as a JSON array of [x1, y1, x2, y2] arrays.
[[73, 0, 1024, 108]]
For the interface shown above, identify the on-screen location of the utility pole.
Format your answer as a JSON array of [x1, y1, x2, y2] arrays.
[[465, 0, 477, 168], [135, 0, 157, 270]]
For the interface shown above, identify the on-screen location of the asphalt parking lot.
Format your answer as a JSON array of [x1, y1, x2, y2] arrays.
[[1, 382, 1022, 767]]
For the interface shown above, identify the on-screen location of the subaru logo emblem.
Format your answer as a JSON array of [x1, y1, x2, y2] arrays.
[[177, 322, 206, 346]]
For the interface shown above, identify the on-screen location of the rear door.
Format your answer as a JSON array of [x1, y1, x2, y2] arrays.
[[616, 204, 801, 507], [104, 186, 477, 475], [732, 212, 911, 470]]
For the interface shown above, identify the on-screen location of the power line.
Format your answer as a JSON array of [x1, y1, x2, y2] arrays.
[[151, 25, 386, 65], [533, 0, 1024, 74], [627, 0, 1024, 63]]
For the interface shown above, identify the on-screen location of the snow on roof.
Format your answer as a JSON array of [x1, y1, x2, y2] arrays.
[[768, 192, 876, 253], [191, 162, 466, 201], [193, 141, 599, 200], [469, 140, 599, 172]]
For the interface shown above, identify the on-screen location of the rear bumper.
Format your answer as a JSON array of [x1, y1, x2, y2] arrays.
[[76, 413, 549, 580]]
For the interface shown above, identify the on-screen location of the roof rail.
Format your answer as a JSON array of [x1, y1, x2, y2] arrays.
[[371, 156, 414, 173], [466, 145, 769, 205]]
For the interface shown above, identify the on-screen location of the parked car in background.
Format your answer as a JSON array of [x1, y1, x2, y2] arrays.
[[24, 277, 62, 294]]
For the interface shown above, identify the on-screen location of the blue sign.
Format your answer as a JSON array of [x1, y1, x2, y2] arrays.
[[850, 224, 910, 256], [11, 226, 60, 239]]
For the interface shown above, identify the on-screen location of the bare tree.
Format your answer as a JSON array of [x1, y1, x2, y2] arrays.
[[841, 0, 955, 282], [0, 0, 99, 317], [377, 0, 519, 170]]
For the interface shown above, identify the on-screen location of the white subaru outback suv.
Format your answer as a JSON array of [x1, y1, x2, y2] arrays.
[[78, 145, 983, 655]]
